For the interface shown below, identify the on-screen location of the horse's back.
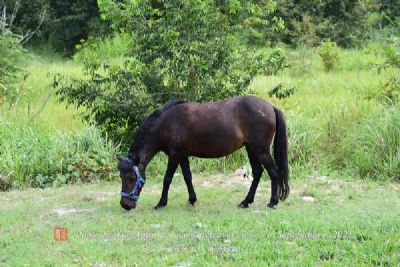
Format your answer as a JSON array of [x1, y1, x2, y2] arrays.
[[157, 96, 276, 157]]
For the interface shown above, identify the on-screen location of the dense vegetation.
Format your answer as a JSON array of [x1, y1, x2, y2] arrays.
[[0, 0, 399, 189]]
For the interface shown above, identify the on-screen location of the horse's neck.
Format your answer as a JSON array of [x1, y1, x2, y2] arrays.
[[135, 141, 159, 167]]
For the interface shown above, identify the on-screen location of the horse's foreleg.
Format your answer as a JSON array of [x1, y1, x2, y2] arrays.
[[238, 147, 264, 208], [154, 156, 180, 209], [180, 157, 197, 205]]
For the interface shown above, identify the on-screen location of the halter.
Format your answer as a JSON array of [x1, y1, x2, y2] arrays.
[[120, 165, 146, 201]]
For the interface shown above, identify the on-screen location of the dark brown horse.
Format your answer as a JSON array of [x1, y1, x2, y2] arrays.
[[117, 96, 289, 210]]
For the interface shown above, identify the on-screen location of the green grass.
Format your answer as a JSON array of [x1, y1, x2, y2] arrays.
[[11, 53, 86, 131], [0, 175, 399, 266], [250, 44, 400, 181], [0, 116, 117, 189]]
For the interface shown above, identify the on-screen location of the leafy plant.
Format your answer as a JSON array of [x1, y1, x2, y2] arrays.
[[56, 0, 282, 142], [374, 38, 400, 103], [267, 83, 295, 99], [318, 41, 341, 72], [263, 48, 289, 76]]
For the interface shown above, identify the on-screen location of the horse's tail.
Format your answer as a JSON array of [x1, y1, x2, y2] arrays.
[[273, 107, 290, 201]]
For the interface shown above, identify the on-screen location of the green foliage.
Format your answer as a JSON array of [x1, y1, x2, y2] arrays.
[[73, 32, 131, 66], [1, 0, 108, 55], [0, 116, 117, 189], [0, 0, 49, 36], [267, 83, 295, 99], [380, 38, 400, 69], [375, 38, 400, 103], [376, 0, 400, 28], [271, 0, 379, 47], [239, 0, 284, 46], [56, 0, 279, 142], [318, 41, 341, 72], [47, 0, 106, 55], [0, 4, 26, 105], [263, 48, 289, 75]]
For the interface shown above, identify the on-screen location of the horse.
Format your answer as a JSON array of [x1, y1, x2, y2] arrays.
[[117, 95, 289, 211]]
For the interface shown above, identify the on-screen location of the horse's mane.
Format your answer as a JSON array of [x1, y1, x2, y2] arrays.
[[128, 100, 186, 158]]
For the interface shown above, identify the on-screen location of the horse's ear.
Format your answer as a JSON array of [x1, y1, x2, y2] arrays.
[[116, 155, 125, 162]]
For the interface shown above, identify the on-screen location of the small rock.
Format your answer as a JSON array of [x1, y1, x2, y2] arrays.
[[234, 168, 248, 178], [302, 196, 315, 202], [193, 222, 207, 229], [150, 224, 161, 229]]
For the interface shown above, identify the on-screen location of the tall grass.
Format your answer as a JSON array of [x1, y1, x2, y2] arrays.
[[347, 104, 400, 181], [0, 115, 118, 190], [251, 43, 399, 181]]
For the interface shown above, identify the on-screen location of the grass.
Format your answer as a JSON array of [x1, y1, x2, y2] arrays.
[[0, 174, 399, 266], [250, 44, 400, 181], [0, 117, 117, 189]]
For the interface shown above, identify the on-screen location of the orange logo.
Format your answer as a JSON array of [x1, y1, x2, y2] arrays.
[[54, 227, 68, 241]]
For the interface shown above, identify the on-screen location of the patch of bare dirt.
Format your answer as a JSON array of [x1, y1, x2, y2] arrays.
[[52, 208, 95, 216]]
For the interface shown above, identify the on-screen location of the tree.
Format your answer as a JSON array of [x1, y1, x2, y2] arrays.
[[47, 0, 106, 55], [269, 0, 379, 47], [56, 0, 280, 142], [0, 3, 27, 105]]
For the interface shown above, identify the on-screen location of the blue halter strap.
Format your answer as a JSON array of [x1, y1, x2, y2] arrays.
[[120, 165, 146, 201]]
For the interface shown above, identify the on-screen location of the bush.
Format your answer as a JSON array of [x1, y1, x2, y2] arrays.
[[318, 41, 341, 72], [73, 32, 131, 66], [263, 48, 289, 76], [0, 116, 118, 189], [375, 37, 400, 103]]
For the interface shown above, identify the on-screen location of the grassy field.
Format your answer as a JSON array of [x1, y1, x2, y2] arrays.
[[1, 43, 399, 266], [0, 173, 399, 266]]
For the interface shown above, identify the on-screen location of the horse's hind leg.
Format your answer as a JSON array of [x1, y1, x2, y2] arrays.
[[257, 153, 280, 208], [180, 157, 197, 205], [238, 146, 264, 208]]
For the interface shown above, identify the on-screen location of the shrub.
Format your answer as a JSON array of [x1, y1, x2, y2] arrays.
[[73, 32, 131, 67], [375, 37, 400, 103], [318, 41, 341, 72], [263, 48, 289, 76]]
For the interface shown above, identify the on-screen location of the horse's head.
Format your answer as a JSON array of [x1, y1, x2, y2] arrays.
[[117, 155, 146, 211]]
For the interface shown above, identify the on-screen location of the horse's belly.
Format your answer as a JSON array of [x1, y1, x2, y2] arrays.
[[182, 134, 244, 158]]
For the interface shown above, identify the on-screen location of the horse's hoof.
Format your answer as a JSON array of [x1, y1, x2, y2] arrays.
[[238, 202, 249, 208], [267, 203, 276, 209], [188, 198, 197, 206], [154, 203, 167, 210]]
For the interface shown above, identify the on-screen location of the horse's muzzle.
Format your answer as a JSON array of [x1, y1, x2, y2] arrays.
[[120, 198, 136, 210]]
